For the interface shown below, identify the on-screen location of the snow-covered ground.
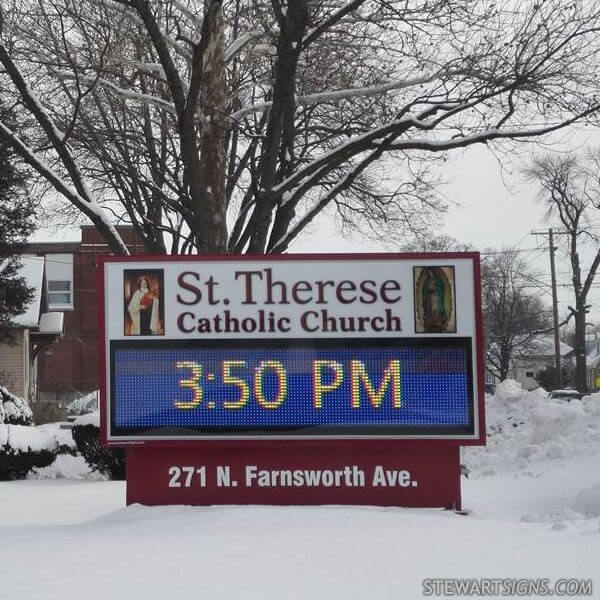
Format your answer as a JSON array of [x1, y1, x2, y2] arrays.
[[1, 381, 599, 599]]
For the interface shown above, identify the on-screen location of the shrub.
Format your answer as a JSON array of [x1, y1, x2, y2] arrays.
[[0, 387, 57, 479], [67, 390, 98, 416], [35, 423, 77, 456], [72, 414, 125, 480], [0, 385, 33, 425], [0, 424, 57, 480]]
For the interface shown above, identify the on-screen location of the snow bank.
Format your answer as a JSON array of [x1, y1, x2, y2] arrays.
[[73, 411, 100, 427], [0, 424, 57, 453], [30, 454, 104, 480], [35, 422, 76, 452], [464, 380, 600, 476], [572, 483, 600, 517]]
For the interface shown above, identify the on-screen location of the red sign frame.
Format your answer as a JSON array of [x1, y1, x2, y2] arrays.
[[98, 253, 485, 508]]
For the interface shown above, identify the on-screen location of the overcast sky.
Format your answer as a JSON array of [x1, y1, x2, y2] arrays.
[[294, 127, 600, 327]]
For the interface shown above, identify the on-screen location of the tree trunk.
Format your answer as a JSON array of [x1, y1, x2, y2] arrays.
[[198, 1, 228, 253], [248, 0, 308, 253], [499, 346, 511, 381]]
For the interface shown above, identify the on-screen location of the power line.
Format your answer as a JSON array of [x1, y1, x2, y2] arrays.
[[480, 246, 548, 255]]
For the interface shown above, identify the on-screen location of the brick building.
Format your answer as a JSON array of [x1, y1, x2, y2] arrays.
[[26, 225, 141, 409]]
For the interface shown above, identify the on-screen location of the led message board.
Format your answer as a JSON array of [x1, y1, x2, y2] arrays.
[[100, 254, 484, 443]]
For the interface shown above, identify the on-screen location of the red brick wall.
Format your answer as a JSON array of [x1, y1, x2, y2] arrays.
[[36, 226, 142, 397]]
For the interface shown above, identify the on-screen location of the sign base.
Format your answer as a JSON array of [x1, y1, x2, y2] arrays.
[[126, 443, 461, 509]]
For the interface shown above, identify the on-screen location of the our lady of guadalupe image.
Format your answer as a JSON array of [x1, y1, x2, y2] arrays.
[[124, 270, 164, 336], [414, 266, 456, 333]]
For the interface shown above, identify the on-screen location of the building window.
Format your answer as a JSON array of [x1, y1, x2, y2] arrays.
[[48, 280, 72, 306], [45, 253, 74, 310], [525, 371, 535, 378]]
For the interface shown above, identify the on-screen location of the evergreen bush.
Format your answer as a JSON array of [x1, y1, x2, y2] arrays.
[[72, 417, 125, 480]]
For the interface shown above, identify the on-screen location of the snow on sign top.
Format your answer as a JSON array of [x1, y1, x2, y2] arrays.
[[99, 253, 485, 444]]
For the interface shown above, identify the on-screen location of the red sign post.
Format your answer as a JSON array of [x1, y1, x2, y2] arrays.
[[126, 442, 462, 507], [99, 253, 485, 509]]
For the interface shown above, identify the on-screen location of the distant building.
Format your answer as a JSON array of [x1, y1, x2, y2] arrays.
[[486, 335, 575, 391], [509, 336, 574, 391]]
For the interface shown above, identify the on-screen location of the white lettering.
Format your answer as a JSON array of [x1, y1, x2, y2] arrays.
[[372, 466, 413, 487], [243, 466, 366, 487], [217, 465, 231, 487]]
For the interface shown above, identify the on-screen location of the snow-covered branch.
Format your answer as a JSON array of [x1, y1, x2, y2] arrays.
[[230, 69, 461, 121], [225, 30, 266, 63], [56, 72, 178, 116], [0, 121, 128, 255]]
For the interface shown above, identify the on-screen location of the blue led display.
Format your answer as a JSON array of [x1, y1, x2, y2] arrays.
[[110, 339, 473, 436]]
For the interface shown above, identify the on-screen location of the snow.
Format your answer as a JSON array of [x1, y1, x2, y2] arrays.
[[73, 411, 100, 427], [30, 453, 101, 481], [225, 30, 265, 62], [0, 423, 56, 453], [35, 422, 77, 452], [0, 475, 122, 526], [0, 385, 33, 424], [10, 255, 43, 327], [0, 382, 598, 598], [231, 69, 459, 121], [250, 43, 277, 57], [280, 190, 293, 206], [67, 390, 99, 415], [38, 311, 64, 334], [58, 72, 177, 115], [463, 380, 600, 476], [573, 483, 600, 517], [524, 335, 573, 356]]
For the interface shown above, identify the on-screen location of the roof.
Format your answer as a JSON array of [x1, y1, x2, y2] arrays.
[[522, 335, 573, 358], [11, 255, 44, 328]]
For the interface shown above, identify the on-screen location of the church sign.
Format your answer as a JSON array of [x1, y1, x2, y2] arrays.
[[98, 253, 485, 507]]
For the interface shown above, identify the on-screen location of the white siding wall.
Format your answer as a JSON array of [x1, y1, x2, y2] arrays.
[[0, 329, 30, 400]]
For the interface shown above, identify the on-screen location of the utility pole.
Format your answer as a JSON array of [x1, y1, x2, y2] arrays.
[[548, 228, 562, 389], [532, 227, 567, 389]]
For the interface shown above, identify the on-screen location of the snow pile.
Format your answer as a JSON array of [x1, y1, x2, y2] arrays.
[[73, 411, 100, 427], [30, 454, 104, 480], [464, 380, 600, 476], [0, 424, 57, 453], [0, 386, 33, 425], [572, 483, 600, 518], [67, 390, 98, 415], [35, 422, 76, 453]]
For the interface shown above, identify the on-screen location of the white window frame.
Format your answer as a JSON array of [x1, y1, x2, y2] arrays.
[[47, 279, 73, 309], [45, 254, 74, 310]]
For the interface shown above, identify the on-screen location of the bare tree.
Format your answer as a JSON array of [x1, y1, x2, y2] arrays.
[[525, 152, 600, 392], [2, 1, 600, 255], [482, 249, 553, 381], [401, 234, 474, 253]]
